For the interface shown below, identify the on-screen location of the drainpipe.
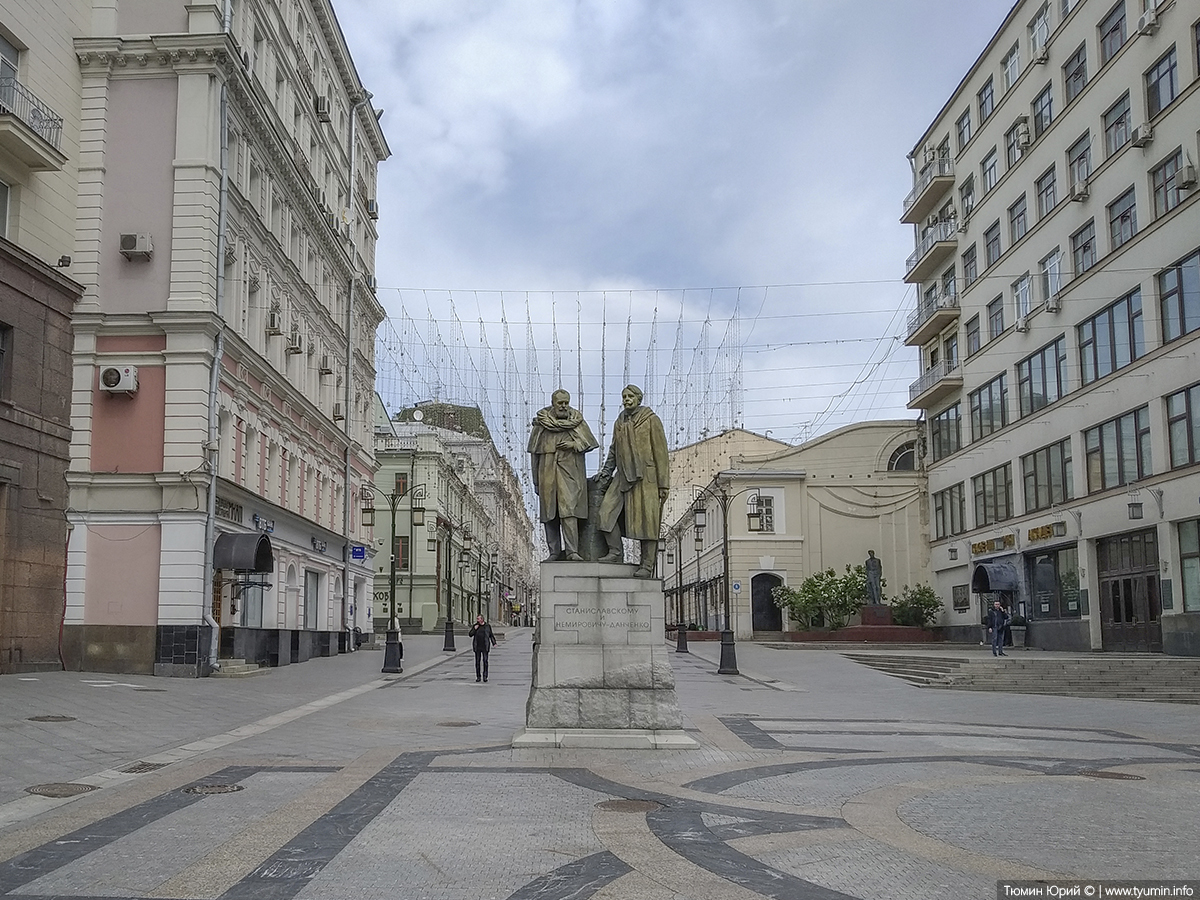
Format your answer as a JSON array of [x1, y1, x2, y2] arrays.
[[201, 1, 234, 673]]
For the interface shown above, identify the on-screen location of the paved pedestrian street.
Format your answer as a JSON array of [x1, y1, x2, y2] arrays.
[[1, 632, 1198, 900]]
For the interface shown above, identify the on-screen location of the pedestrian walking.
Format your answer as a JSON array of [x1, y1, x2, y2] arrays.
[[986, 600, 1010, 657], [469, 615, 497, 682]]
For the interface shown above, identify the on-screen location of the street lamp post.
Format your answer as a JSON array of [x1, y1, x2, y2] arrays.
[[444, 521, 471, 651], [671, 529, 687, 652], [361, 483, 425, 674]]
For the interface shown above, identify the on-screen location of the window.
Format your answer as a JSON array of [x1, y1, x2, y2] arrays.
[[1013, 273, 1032, 319], [1078, 288, 1144, 384], [889, 442, 917, 471], [970, 373, 1009, 440], [1151, 150, 1183, 218], [755, 496, 775, 533], [987, 296, 1005, 339], [931, 403, 962, 461], [1103, 93, 1130, 158], [981, 149, 999, 192], [1160, 249, 1200, 341], [1084, 406, 1151, 492], [1071, 220, 1096, 275], [304, 569, 320, 630], [973, 463, 1014, 526], [1032, 85, 1053, 137], [1068, 133, 1091, 185], [1063, 45, 1087, 103], [1040, 248, 1062, 301], [1099, 2, 1126, 65], [942, 267, 957, 303], [1167, 382, 1200, 468], [1107, 186, 1136, 249], [1181, 519, 1200, 612], [1030, 5, 1050, 57], [1017, 336, 1068, 416], [1009, 195, 1028, 244], [1036, 166, 1057, 217], [1006, 123, 1025, 168], [1030, 545, 1082, 619], [393, 472, 408, 496], [933, 483, 966, 538], [1002, 43, 1021, 92], [956, 109, 972, 151], [962, 244, 978, 286], [960, 176, 976, 220], [984, 222, 1002, 266], [978, 78, 995, 121], [1145, 48, 1178, 118], [965, 315, 981, 356], [0, 321, 10, 400], [1022, 437, 1074, 511]]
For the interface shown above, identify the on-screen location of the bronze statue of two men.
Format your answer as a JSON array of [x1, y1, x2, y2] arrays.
[[528, 385, 668, 578]]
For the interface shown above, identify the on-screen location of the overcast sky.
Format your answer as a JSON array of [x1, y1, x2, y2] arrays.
[[336, 0, 1016, 451]]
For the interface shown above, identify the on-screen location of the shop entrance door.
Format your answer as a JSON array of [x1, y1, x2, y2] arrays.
[[1097, 529, 1162, 652]]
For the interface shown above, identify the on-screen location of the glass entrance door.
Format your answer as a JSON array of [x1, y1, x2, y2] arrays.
[[1097, 529, 1162, 652]]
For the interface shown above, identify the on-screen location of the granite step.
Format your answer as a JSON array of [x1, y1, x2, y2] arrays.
[[209, 658, 267, 677]]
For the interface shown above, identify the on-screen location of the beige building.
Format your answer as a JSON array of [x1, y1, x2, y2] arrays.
[[662, 423, 926, 637], [904, 0, 1200, 653], [62, 1, 388, 674]]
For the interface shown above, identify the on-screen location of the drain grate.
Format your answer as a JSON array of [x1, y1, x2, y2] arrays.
[[26, 783, 97, 798], [1078, 770, 1145, 781], [183, 784, 244, 795], [133, 688, 167, 692], [436, 720, 479, 728], [121, 761, 170, 774], [596, 799, 662, 813], [27, 715, 76, 723]]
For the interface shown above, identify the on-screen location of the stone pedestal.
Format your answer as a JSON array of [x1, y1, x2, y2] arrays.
[[512, 561, 696, 750], [860, 604, 894, 626]]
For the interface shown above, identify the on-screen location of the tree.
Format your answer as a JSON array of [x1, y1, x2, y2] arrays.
[[889, 584, 943, 628], [772, 564, 878, 630]]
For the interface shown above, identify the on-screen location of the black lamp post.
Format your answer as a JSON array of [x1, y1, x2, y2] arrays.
[[670, 529, 687, 652], [362, 483, 425, 674], [444, 521, 471, 651]]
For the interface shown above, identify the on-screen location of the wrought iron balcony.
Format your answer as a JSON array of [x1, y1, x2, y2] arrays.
[[908, 359, 963, 410], [904, 219, 957, 284], [901, 157, 954, 224], [905, 287, 960, 347], [0, 76, 66, 170]]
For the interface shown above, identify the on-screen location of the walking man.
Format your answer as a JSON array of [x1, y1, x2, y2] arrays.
[[469, 615, 497, 682], [986, 600, 1010, 657]]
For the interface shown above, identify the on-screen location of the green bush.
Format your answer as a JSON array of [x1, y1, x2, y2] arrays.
[[889, 584, 943, 628], [773, 564, 881, 630]]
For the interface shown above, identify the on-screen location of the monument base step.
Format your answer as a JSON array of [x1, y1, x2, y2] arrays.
[[511, 727, 698, 750]]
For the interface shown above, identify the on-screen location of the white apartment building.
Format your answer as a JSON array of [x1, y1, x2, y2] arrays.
[[64, 1, 389, 674], [904, 0, 1200, 654]]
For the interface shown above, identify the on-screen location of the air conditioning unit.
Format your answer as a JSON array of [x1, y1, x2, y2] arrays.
[[1131, 123, 1153, 147], [366, 198, 379, 219], [1014, 316, 1030, 333], [266, 309, 283, 335], [99, 364, 138, 393], [119, 232, 153, 261], [958, 217, 970, 235], [319, 354, 333, 375], [1017, 123, 1032, 148], [1179, 163, 1198, 189], [1069, 178, 1089, 201], [1137, 7, 1158, 34], [332, 402, 345, 421], [286, 330, 303, 354], [1045, 292, 1061, 313], [365, 274, 376, 291], [314, 96, 331, 122], [1032, 45, 1049, 65]]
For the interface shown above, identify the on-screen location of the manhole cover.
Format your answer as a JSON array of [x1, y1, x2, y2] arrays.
[[596, 799, 662, 813], [183, 784, 245, 795], [121, 762, 170, 774], [436, 720, 479, 728], [27, 715, 76, 723], [1078, 770, 1145, 781], [26, 783, 97, 798]]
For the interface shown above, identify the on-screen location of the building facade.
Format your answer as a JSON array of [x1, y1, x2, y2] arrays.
[[662, 422, 926, 637], [63, 1, 388, 674], [1, 1, 87, 672], [904, 0, 1200, 653]]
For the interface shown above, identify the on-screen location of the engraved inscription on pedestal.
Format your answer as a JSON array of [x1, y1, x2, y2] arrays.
[[553, 604, 652, 636]]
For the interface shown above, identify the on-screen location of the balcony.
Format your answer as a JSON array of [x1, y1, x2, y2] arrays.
[[908, 359, 963, 410], [901, 157, 954, 224], [0, 77, 66, 171], [904, 219, 957, 284], [905, 288, 960, 347]]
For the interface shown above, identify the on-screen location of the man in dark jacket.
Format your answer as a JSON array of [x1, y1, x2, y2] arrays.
[[469, 615, 497, 682], [986, 601, 1010, 657]]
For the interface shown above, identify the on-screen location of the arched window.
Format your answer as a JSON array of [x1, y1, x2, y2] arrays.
[[888, 441, 917, 471]]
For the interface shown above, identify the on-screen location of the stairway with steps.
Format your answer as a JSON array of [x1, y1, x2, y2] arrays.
[[209, 658, 267, 678], [840, 652, 1200, 703]]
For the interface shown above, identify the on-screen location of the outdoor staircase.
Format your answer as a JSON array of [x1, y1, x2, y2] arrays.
[[209, 658, 267, 678], [840, 653, 1200, 703]]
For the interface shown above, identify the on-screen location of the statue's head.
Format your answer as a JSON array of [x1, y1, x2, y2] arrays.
[[551, 389, 571, 418], [621, 384, 643, 410]]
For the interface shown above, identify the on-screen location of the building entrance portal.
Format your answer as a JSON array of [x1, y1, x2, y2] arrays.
[[751, 573, 783, 632], [1098, 529, 1162, 653]]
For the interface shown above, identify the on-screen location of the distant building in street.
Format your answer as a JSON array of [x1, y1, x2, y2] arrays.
[[904, 0, 1200, 653]]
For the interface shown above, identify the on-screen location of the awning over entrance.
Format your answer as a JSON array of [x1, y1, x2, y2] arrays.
[[213, 532, 274, 573], [971, 561, 1019, 593]]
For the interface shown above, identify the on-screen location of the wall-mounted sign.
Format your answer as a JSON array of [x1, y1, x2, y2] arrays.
[[252, 514, 274, 533], [351, 545, 366, 560], [970, 534, 1016, 555], [1028, 524, 1054, 543], [215, 498, 243, 524], [311, 537, 327, 553]]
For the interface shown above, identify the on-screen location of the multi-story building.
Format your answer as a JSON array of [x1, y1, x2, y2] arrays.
[[0, 1, 86, 672], [63, 1, 388, 674], [662, 422, 926, 636], [370, 400, 535, 633], [904, 0, 1200, 654]]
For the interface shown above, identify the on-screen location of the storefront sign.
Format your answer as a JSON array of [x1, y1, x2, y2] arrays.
[[971, 534, 1015, 555], [1028, 524, 1054, 543]]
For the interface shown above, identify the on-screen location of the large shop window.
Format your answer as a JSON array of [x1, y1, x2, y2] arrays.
[[1030, 544, 1081, 619], [1181, 519, 1200, 613]]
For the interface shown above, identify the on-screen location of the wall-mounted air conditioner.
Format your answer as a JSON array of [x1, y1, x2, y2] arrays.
[[1069, 178, 1089, 201], [99, 364, 138, 393], [332, 402, 345, 421], [314, 96, 331, 122], [1032, 45, 1049, 65], [1045, 293, 1061, 313], [286, 330, 303, 354], [366, 198, 379, 219], [119, 233, 153, 261], [319, 354, 333, 375], [1178, 164, 1198, 189], [1137, 7, 1158, 35], [1131, 123, 1153, 147], [1014, 316, 1029, 333], [266, 309, 283, 335], [1017, 123, 1032, 148]]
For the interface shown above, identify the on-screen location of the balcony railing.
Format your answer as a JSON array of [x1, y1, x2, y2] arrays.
[[904, 219, 957, 283], [901, 157, 954, 223], [906, 287, 960, 344], [0, 77, 63, 150], [908, 358, 961, 407]]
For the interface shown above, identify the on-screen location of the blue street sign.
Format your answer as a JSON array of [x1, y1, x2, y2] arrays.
[[351, 545, 366, 560]]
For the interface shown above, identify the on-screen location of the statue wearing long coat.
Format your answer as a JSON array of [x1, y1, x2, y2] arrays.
[[528, 406, 598, 523], [597, 405, 669, 540]]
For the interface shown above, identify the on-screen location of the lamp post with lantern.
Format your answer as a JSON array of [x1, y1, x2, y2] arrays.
[[360, 482, 426, 674]]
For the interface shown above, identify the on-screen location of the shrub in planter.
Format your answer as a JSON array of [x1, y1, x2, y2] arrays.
[[889, 584, 943, 628], [772, 564, 877, 630]]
